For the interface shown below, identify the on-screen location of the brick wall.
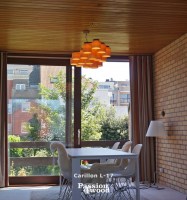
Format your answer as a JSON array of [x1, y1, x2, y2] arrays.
[[153, 33, 187, 193]]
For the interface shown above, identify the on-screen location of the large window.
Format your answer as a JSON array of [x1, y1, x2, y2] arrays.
[[7, 64, 70, 178], [6, 57, 129, 183], [81, 62, 130, 142]]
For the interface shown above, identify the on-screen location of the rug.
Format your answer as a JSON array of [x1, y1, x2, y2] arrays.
[[30, 186, 147, 200], [30, 187, 59, 200], [30, 186, 186, 200]]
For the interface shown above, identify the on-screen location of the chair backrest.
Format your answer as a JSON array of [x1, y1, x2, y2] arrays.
[[111, 142, 120, 150], [132, 144, 142, 154], [123, 144, 142, 177], [50, 141, 72, 179], [105, 142, 121, 164], [115, 141, 132, 166], [122, 141, 132, 152]]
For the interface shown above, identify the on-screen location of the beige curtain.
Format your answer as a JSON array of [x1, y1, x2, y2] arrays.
[[129, 55, 155, 183], [0, 52, 8, 187]]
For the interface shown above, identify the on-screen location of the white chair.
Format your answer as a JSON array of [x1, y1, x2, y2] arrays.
[[115, 141, 132, 166], [105, 141, 121, 164], [81, 141, 132, 199], [82, 141, 132, 174], [111, 141, 120, 150], [110, 144, 143, 200], [50, 141, 72, 200], [86, 141, 121, 167]]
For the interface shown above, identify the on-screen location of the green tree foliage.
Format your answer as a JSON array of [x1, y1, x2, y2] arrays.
[[25, 71, 66, 141], [34, 149, 50, 157], [81, 102, 105, 140], [81, 76, 106, 140], [81, 76, 98, 110], [27, 70, 129, 141], [100, 107, 129, 140], [39, 71, 66, 100], [8, 135, 23, 157], [10, 161, 16, 176], [9, 70, 130, 177], [30, 71, 106, 141], [17, 167, 27, 176], [27, 113, 41, 141]]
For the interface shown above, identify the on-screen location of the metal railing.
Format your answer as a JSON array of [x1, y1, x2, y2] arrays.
[[9, 140, 127, 167]]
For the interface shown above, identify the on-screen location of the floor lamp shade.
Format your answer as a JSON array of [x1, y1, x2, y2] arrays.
[[146, 121, 167, 137]]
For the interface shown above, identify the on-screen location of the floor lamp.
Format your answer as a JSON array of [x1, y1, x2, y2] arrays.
[[146, 120, 167, 189]]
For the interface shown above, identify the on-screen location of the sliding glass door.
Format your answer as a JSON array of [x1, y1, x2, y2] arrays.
[[7, 61, 77, 184], [81, 61, 130, 147]]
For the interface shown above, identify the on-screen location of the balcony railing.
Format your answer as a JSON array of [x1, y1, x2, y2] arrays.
[[9, 140, 127, 168]]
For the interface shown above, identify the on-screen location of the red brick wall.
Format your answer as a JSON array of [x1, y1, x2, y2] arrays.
[[153, 33, 187, 193], [7, 80, 13, 100], [13, 109, 32, 135]]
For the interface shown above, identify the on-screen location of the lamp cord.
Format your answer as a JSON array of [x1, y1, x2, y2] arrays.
[[85, 32, 88, 42], [83, 30, 90, 42]]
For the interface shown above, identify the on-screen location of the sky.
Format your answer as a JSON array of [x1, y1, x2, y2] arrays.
[[82, 62, 129, 82]]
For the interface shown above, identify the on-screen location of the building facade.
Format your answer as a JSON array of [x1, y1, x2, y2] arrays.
[[94, 79, 130, 116]]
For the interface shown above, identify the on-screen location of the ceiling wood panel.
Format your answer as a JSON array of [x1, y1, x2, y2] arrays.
[[0, 0, 186, 55]]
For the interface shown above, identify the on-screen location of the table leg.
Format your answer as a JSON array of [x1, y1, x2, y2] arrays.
[[72, 158, 81, 200], [135, 157, 140, 200]]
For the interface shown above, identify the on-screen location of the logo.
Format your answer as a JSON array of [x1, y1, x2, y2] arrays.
[[78, 183, 110, 194]]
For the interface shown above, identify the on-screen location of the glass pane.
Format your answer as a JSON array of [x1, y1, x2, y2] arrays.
[[7, 64, 69, 176], [81, 62, 130, 143]]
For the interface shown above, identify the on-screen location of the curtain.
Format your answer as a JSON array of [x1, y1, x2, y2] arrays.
[[129, 55, 155, 183], [0, 52, 8, 187]]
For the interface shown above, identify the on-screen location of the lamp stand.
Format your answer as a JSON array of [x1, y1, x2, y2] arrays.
[[150, 137, 164, 190], [146, 120, 167, 190], [149, 171, 164, 190]]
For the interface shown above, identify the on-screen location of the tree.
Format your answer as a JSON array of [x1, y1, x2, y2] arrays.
[[27, 113, 41, 141], [81, 76, 106, 140], [28, 71, 105, 141], [8, 135, 23, 157], [37, 71, 66, 141], [81, 101, 106, 140], [27, 70, 129, 142], [100, 106, 129, 140]]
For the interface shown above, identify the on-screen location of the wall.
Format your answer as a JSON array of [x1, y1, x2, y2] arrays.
[[153, 33, 187, 193]]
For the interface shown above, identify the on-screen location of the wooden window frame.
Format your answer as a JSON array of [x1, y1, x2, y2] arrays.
[[7, 53, 75, 185], [7, 54, 128, 185]]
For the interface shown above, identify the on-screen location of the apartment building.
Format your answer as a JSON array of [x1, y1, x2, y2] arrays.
[[95, 79, 130, 116]]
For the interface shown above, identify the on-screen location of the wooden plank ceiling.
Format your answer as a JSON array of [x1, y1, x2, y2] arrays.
[[0, 0, 187, 55]]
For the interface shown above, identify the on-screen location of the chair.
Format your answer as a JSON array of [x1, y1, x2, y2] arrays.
[[115, 141, 132, 166], [111, 141, 120, 150], [81, 141, 132, 199], [50, 141, 72, 200], [82, 141, 132, 174], [104, 141, 121, 164], [109, 144, 143, 200], [86, 141, 121, 168]]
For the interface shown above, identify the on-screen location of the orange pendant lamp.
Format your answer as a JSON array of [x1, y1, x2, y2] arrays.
[[71, 30, 111, 69]]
